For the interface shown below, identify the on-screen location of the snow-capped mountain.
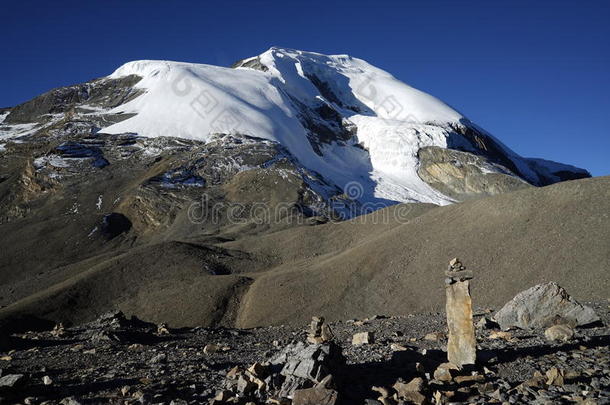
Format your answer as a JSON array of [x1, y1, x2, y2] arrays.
[[0, 47, 590, 212]]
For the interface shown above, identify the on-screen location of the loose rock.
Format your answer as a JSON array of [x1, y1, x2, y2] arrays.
[[292, 386, 339, 405], [544, 324, 575, 342], [0, 373, 24, 387], [352, 331, 374, 346]]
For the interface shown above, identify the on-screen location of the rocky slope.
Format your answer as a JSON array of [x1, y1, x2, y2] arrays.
[[0, 174, 608, 331]]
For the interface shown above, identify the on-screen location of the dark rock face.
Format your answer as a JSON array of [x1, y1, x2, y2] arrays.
[[230, 56, 269, 72], [100, 213, 132, 239], [446, 121, 528, 181], [287, 95, 355, 156], [525, 158, 592, 185], [446, 120, 591, 187], [55, 141, 109, 168], [4, 75, 142, 125]]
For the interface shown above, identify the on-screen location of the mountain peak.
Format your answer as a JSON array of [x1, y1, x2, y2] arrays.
[[1, 49, 590, 209]]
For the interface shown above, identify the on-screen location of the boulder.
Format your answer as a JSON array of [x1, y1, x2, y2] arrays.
[[393, 377, 424, 394], [494, 282, 599, 330]]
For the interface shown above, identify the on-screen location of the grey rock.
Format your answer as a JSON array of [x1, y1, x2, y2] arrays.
[[0, 373, 24, 388], [150, 353, 167, 364], [4, 75, 142, 125], [494, 282, 600, 330], [271, 342, 344, 398]]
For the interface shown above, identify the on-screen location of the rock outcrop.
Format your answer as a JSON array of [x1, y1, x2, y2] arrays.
[[417, 146, 532, 200]]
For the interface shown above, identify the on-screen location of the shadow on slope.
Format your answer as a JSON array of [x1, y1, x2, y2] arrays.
[[232, 176, 610, 327]]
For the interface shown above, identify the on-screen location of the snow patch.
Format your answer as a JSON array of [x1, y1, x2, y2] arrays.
[[34, 154, 71, 169]]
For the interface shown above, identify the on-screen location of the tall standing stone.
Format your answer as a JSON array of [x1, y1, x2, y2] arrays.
[[445, 258, 476, 367]]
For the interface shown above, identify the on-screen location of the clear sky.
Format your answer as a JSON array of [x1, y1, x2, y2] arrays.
[[1, 0, 608, 175]]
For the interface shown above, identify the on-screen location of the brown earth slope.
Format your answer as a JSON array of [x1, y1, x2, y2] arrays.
[[231, 176, 610, 327], [0, 176, 608, 330]]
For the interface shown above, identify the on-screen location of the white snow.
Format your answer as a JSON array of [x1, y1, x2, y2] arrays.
[[68, 202, 79, 214], [87, 226, 98, 238], [96, 195, 103, 210], [0, 122, 40, 139]]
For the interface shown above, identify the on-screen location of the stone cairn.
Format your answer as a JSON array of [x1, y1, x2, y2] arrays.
[[306, 316, 334, 344], [445, 258, 476, 367]]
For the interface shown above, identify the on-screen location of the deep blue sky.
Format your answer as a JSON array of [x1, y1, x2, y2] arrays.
[[1, 0, 608, 175]]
